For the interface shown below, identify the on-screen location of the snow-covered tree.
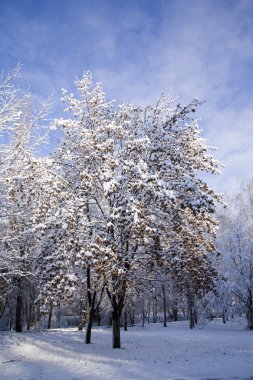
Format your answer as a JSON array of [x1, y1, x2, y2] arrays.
[[51, 73, 221, 347], [0, 66, 51, 331], [217, 181, 253, 329]]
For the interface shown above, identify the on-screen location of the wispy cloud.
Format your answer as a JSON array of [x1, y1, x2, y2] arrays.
[[0, 0, 253, 193]]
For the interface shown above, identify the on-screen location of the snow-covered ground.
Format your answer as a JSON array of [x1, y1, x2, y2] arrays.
[[1, 319, 253, 380]]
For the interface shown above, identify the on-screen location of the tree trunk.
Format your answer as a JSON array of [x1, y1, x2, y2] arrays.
[[0, 299, 7, 320], [106, 284, 125, 348], [15, 293, 23, 332], [15, 279, 23, 332], [172, 306, 178, 321], [189, 305, 194, 329], [85, 265, 96, 344], [112, 308, 121, 348], [222, 308, 226, 324], [8, 298, 13, 331], [188, 298, 195, 329], [124, 310, 128, 331], [26, 301, 32, 331], [58, 303, 61, 328], [194, 309, 198, 325], [85, 308, 94, 344], [129, 309, 135, 326], [147, 301, 150, 324], [0, 277, 6, 319], [153, 296, 157, 323], [78, 301, 84, 330], [25, 285, 33, 331], [247, 312, 253, 330], [97, 305, 101, 327], [48, 302, 53, 329], [162, 283, 167, 327], [247, 290, 253, 330]]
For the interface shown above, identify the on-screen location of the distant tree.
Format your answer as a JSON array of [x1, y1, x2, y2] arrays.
[[217, 181, 253, 329], [0, 66, 50, 331]]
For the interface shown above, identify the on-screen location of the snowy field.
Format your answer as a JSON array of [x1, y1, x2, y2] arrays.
[[1, 319, 253, 380]]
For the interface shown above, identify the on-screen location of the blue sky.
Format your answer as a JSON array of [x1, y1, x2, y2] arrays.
[[1, 0, 253, 194]]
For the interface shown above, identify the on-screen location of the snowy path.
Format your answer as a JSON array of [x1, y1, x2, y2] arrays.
[[0, 320, 253, 380]]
